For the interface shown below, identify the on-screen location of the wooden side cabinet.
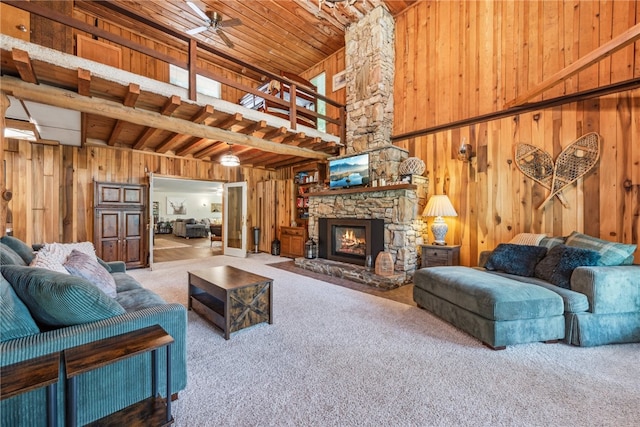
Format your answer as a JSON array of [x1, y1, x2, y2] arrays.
[[421, 244, 461, 268], [280, 226, 307, 258], [94, 182, 147, 269]]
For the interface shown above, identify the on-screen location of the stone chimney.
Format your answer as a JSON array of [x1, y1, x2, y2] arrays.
[[344, 5, 406, 181]]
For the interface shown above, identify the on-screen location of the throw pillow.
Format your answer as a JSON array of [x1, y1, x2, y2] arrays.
[[30, 251, 70, 275], [565, 231, 636, 266], [535, 244, 601, 289], [1, 242, 27, 266], [484, 244, 548, 277], [64, 250, 117, 298], [509, 233, 548, 246], [553, 246, 601, 289], [0, 236, 35, 264], [534, 245, 564, 283], [0, 274, 40, 342], [38, 242, 97, 265], [1, 265, 125, 327], [538, 236, 567, 250]]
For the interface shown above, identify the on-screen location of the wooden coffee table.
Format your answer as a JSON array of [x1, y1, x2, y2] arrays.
[[188, 266, 273, 340]]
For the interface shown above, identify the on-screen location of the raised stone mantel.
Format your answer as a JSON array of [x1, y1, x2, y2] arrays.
[[309, 183, 416, 198]]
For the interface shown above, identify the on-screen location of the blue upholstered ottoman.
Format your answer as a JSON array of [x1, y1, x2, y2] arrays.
[[413, 267, 565, 349]]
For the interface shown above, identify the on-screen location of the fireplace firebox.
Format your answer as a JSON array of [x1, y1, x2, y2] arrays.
[[318, 218, 384, 266]]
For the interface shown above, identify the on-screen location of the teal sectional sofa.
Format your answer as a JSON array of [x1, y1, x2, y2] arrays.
[[1, 236, 187, 426], [414, 232, 640, 348]]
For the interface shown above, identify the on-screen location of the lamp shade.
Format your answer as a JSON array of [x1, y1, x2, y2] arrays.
[[422, 195, 457, 245], [422, 195, 458, 218]]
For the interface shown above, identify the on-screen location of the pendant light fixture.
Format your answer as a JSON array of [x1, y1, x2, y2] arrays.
[[220, 144, 240, 167]]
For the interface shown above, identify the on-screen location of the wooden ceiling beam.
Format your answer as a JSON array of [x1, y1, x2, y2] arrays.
[[506, 22, 640, 108], [107, 83, 140, 146], [263, 126, 287, 140], [238, 120, 267, 135], [176, 137, 214, 157], [282, 132, 306, 146], [247, 152, 291, 168], [155, 104, 214, 153], [133, 95, 181, 150], [194, 142, 228, 160], [77, 68, 91, 96], [11, 49, 38, 84], [297, 137, 322, 148], [0, 76, 329, 160], [213, 112, 242, 130]]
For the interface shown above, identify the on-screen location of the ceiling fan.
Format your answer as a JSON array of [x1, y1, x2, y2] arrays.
[[185, 1, 241, 48]]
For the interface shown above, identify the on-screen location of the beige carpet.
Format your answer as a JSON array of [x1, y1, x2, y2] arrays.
[[129, 255, 640, 427]]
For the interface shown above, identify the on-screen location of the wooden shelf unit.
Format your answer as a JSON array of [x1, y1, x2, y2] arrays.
[[293, 161, 326, 229]]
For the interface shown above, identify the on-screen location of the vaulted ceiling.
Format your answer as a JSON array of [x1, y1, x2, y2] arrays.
[[74, 0, 416, 77]]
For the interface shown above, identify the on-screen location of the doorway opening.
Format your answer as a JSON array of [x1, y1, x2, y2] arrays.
[[150, 176, 224, 266]]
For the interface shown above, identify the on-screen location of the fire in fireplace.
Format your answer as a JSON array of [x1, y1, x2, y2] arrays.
[[335, 226, 366, 257], [318, 218, 384, 266]]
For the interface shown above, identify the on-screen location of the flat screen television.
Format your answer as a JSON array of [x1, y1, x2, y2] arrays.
[[329, 153, 370, 189]]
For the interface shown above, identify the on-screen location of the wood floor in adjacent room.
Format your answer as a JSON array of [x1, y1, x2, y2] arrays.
[[151, 233, 415, 306], [152, 233, 222, 263]]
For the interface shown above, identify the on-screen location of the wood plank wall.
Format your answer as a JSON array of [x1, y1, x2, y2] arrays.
[[4, 139, 277, 247], [393, 0, 640, 266]]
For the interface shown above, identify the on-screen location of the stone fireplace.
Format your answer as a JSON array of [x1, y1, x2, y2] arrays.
[[318, 218, 384, 266], [294, 5, 428, 287]]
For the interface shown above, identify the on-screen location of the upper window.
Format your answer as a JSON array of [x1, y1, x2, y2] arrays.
[[310, 72, 326, 132], [169, 64, 221, 99]]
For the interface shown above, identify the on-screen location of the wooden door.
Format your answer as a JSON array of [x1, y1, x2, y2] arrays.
[[94, 209, 121, 263], [122, 209, 145, 268]]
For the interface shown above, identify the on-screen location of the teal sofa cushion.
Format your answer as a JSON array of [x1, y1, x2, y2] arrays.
[[0, 273, 40, 341], [414, 267, 564, 321], [1, 265, 125, 327], [0, 236, 35, 264], [113, 272, 143, 292], [484, 244, 547, 277], [1, 243, 27, 266], [565, 231, 636, 266], [483, 270, 589, 314], [116, 288, 166, 312]]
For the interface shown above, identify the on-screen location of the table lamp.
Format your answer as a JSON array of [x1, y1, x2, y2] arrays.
[[422, 195, 458, 245]]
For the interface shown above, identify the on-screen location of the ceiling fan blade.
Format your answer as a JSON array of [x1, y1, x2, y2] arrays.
[[186, 1, 210, 22], [216, 30, 234, 49], [186, 26, 208, 35], [219, 18, 242, 28]]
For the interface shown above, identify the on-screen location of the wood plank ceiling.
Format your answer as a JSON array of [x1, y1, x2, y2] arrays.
[[1, 0, 416, 169], [75, 0, 415, 77]]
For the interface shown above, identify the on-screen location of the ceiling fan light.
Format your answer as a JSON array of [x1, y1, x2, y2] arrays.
[[220, 152, 240, 167]]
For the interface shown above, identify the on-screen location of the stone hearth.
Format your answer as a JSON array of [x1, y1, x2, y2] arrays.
[[294, 257, 406, 290]]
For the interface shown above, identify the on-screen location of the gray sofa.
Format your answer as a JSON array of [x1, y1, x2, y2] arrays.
[[0, 236, 187, 426], [173, 218, 208, 238], [414, 233, 640, 348]]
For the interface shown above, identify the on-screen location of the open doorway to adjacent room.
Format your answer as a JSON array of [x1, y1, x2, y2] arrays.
[[150, 176, 224, 265]]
